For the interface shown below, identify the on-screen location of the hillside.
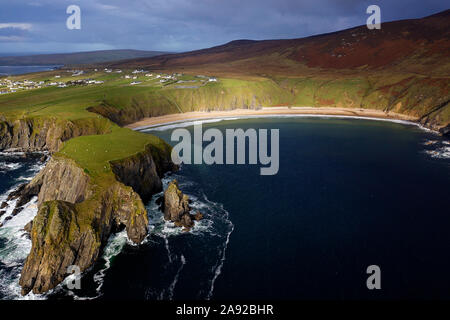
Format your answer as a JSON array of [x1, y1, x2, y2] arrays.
[[102, 10, 450, 129], [108, 10, 450, 76], [0, 49, 169, 66]]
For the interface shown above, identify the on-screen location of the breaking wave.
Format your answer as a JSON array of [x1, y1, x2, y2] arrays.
[[422, 139, 450, 160], [0, 162, 23, 172], [144, 173, 233, 300], [0, 158, 46, 300]]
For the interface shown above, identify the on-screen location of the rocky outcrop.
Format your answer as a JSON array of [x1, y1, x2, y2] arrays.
[[18, 144, 174, 295], [110, 144, 177, 202], [0, 117, 111, 152], [19, 200, 98, 295], [163, 180, 202, 230], [439, 124, 450, 137]]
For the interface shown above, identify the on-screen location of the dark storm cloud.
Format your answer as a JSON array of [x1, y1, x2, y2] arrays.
[[0, 0, 447, 53]]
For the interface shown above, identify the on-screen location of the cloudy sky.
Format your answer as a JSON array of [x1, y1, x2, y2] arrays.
[[0, 0, 447, 54]]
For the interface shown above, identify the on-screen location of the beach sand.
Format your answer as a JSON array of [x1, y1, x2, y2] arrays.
[[126, 107, 418, 129]]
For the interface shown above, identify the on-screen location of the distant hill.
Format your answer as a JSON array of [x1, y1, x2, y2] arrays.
[[0, 49, 170, 66], [108, 10, 450, 77], [104, 10, 449, 129]]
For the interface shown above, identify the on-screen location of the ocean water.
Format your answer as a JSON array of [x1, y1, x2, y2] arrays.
[[0, 65, 61, 76], [0, 117, 449, 300]]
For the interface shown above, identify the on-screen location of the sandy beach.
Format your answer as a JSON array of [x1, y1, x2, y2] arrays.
[[126, 107, 418, 129]]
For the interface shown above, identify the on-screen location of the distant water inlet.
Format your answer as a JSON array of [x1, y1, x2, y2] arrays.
[[0, 65, 61, 76]]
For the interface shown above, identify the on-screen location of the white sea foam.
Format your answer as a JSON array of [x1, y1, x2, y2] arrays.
[[425, 146, 450, 159], [140, 118, 234, 132], [0, 162, 22, 172], [145, 174, 234, 300], [164, 236, 172, 263], [160, 254, 186, 300], [204, 195, 234, 300], [94, 230, 128, 294], [0, 197, 44, 300], [0, 156, 47, 300], [0, 152, 25, 157]]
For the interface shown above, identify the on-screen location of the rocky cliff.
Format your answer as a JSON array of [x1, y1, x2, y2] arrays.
[[0, 116, 111, 152], [164, 179, 202, 231], [17, 143, 175, 295]]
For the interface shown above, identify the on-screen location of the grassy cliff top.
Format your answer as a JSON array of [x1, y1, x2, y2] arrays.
[[57, 125, 170, 179], [0, 69, 270, 120]]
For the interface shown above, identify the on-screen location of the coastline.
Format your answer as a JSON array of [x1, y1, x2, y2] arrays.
[[126, 107, 420, 130]]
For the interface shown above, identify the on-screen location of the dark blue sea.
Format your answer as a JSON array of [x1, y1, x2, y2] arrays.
[[0, 65, 61, 76], [0, 117, 449, 300]]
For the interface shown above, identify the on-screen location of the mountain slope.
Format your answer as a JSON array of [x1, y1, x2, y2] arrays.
[[103, 10, 449, 129], [0, 49, 169, 66], [108, 10, 450, 77]]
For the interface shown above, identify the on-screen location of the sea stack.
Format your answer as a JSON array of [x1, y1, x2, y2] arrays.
[[164, 179, 202, 231]]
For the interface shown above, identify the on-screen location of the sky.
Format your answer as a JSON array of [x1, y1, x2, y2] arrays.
[[0, 0, 448, 54]]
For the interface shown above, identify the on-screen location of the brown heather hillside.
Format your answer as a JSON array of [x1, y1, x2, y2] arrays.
[[107, 10, 450, 76], [103, 10, 450, 130]]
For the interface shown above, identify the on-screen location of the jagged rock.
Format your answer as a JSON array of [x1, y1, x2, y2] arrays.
[[19, 145, 174, 295], [19, 201, 97, 295], [7, 183, 26, 201], [39, 155, 48, 163], [23, 221, 33, 234], [439, 124, 450, 137], [181, 214, 194, 229], [0, 201, 7, 209], [0, 210, 6, 217], [4, 180, 42, 211], [163, 180, 202, 230], [0, 117, 111, 153], [4, 216, 12, 221], [164, 180, 190, 221], [28, 157, 90, 207], [110, 144, 165, 202], [193, 211, 203, 221], [11, 207, 23, 216]]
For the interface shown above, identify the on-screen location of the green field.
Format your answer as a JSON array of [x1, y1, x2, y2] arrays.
[[1, 67, 449, 178]]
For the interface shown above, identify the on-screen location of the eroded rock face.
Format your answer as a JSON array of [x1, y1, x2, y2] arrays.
[[164, 180, 190, 221], [18, 145, 173, 295], [163, 180, 202, 230], [19, 200, 98, 295], [0, 117, 110, 152], [111, 145, 163, 202], [439, 124, 450, 137]]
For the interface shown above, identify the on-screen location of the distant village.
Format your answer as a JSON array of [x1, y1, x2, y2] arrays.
[[0, 68, 218, 94]]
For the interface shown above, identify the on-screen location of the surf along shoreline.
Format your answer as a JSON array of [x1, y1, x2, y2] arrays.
[[126, 106, 422, 131]]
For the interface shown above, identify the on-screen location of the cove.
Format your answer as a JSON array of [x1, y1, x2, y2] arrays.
[[36, 116, 450, 300]]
